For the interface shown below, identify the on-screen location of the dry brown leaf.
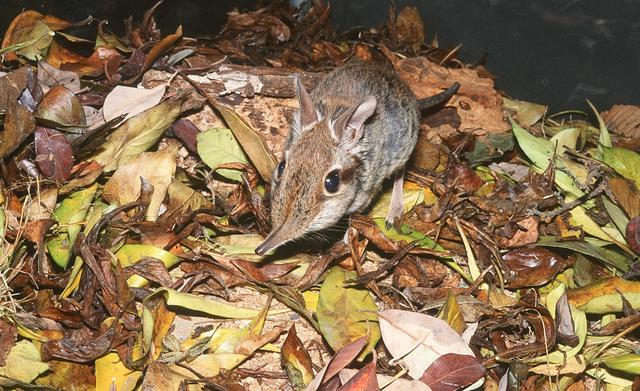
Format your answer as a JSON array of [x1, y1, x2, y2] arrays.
[[1, 10, 70, 61], [58, 46, 122, 77], [608, 177, 640, 218], [35, 85, 86, 128], [37, 60, 81, 94], [497, 216, 540, 248], [125, 25, 183, 83], [34, 127, 75, 181], [0, 100, 36, 159], [395, 7, 425, 50], [602, 104, 640, 139], [395, 57, 509, 139], [24, 187, 58, 221], [103, 144, 178, 221]]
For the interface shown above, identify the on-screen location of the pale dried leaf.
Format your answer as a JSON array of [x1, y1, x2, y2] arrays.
[[103, 84, 166, 124], [378, 309, 476, 380]]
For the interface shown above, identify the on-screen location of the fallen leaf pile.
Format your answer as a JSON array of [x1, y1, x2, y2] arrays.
[[0, 2, 639, 390]]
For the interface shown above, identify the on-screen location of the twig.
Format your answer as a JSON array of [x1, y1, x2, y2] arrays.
[[350, 241, 418, 285], [538, 181, 606, 222]]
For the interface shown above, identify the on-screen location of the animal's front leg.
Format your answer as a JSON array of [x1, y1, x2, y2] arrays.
[[385, 168, 405, 230]]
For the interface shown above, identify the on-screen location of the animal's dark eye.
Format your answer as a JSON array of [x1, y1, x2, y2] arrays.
[[324, 169, 340, 194], [277, 160, 286, 177]]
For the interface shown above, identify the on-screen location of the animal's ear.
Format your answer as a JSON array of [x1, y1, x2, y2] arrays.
[[331, 95, 377, 151], [293, 76, 318, 133]]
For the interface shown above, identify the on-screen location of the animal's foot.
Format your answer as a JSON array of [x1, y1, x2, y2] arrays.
[[385, 201, 404, 231], [385, 169, 405, 231]]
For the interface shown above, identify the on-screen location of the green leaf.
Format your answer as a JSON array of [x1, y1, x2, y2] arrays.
[[60, 201, 110, 297], [47, 183, 97, 268], [536, 236, 630, 272], [91, 99, 181, 172], [586, 367, 633, 387], [502, 97, 546, 126], [511, 118, 586, 199], [197, 128, 250, 181], [587, 99, 612, 160], [373, 218, 440, 249], [464, 132, 514, 165], [511, 117, 554, 167], [603, 354, 640, 375], [601, 146, 640, 188], [0, 21, 53, 60], [208, 102, 276, 181], [602, 196, 629, 239], [316, 267, 380, 360]]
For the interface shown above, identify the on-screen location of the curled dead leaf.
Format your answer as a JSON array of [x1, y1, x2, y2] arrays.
[[0, 100, 36, 159], [602, 104, 640, 139], [103, 144, 178, 221], [503, 247, 566, 288], [58, 46, 122, 78], [35, 86, 86, 128]]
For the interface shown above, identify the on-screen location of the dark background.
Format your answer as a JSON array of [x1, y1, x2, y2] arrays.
[[2, 0, 638, 113]]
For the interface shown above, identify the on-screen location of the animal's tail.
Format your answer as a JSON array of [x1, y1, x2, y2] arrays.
[[418, 82, 460, 111]]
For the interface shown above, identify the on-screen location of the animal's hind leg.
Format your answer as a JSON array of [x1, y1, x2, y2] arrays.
[[385, 168, 405, 230]]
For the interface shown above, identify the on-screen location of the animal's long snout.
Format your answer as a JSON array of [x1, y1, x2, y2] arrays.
[[255, 224, 287, 255]]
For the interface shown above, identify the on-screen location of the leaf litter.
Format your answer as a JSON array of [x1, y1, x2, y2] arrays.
[[0, 1, 637, 390]]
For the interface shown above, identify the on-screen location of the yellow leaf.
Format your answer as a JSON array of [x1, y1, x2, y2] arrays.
[[115, 244, 180, 288], [147, 288, 287, 319], [211, 296, 275, 355], [368, 186, 424, 219], [302, 290, 319, 313], [529, 355, 586, 375], [95, 352, 142, 391], [317, 267, 380, 360], [437, 291, 466, 334], [0, 340, 49, 383], [187, 353, 246, 377], [141, 294, 176, 362]]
